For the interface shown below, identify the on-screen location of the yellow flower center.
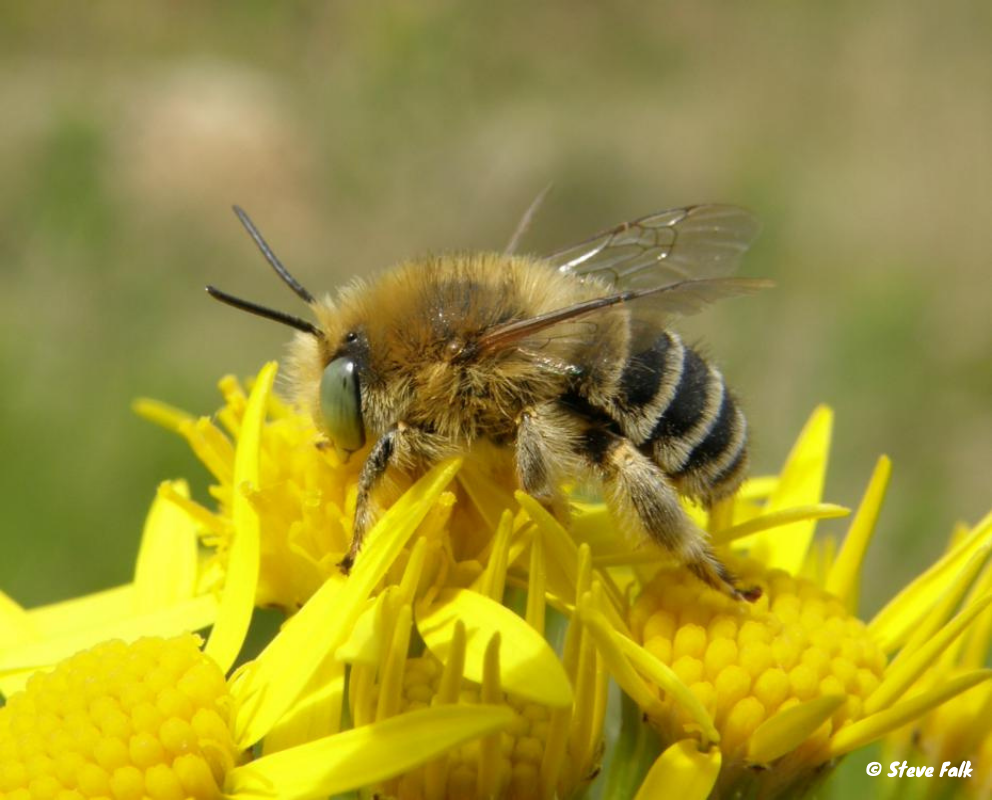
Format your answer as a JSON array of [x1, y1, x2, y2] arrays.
[[629, 556, 886, 758], [0, 635, 240, 800]]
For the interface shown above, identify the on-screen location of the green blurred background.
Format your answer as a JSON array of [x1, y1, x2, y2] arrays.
[[1, 0, 989, 705]]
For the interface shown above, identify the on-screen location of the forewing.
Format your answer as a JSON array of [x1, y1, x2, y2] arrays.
[[545, 204, 760, 290], [478, 276, 771, 364]]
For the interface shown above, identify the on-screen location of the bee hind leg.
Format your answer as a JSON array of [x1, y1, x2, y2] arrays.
[[583, 427, 760, 603]]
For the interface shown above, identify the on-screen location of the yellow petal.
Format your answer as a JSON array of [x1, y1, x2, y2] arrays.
[[475, 510, 514, 601], [26, 584, 135, 637], [610, 621, 720, 746], [232, 458, 462, 748], [716, 503, 850, 547], [870, 512, 992, 652], [0, 594, 217, 695], [134, 480, 199, 611], [825, 455, 891, 607], [578, 602, 662, 717], [457, 458, 518, 531], [748, 695, 845, 764], [829, 669, 992, 757], [261, 656, 346, 754], [745, 405, 833, 572], [132, 396, 195, 432], [228, 704, 515, 800], [865, 592, 992, 714], [517, 492, 628, 633], [889, 547, 990, 674], [204, 361, 276, 672], [335, 594, 387, 667], [417, 588, 572, 708], [0, 592, 31, 647], [958, 562, 992, 670], [634, 739, 721, 800], [738, 475, 779, 501]]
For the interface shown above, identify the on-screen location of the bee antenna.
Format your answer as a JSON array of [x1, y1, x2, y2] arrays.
[[232, 205, 316, 305], [505, 182, 554, 255], [206, 285, 323, 338]]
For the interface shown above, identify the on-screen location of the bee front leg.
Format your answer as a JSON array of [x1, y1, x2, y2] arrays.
[[338, 426, 400, 574], [582, 427, 760, 602]]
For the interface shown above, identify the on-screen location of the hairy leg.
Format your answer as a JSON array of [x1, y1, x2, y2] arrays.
[[339, 424, 456, 573], [581, 426, 759, 602]]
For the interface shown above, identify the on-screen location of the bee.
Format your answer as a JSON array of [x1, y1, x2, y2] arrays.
[[208, 202, 770, 601]]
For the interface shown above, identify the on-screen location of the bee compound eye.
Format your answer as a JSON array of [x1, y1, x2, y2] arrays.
[[319, 357, 366, 453]]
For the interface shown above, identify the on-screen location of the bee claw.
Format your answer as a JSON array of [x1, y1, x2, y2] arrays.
[[737, 584, 763, 603]]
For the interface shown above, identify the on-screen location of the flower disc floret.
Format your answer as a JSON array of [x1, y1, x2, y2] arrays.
[[630, 556, 886, 758], [0, 635, 240, 800]]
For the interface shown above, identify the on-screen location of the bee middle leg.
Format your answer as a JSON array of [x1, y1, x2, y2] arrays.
[[515, 404, 586, 520], [582, 427, 759, 602]]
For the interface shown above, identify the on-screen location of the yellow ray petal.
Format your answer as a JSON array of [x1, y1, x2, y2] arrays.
[[228, 704, 515, 800], [475, 509, 514, 601], [870, 512, 992, 652], [715, 504, 850, 548], [610, 622, 721, 746], [578, 597, 721, 745], [417, 588, 572, 708], [23, 584, 131, 638], [888, 547, 990, 675], [132, 396, 195, 432], [0, 592, 31, 646], [828, 669, 992, 757], [0, 594, 217, 695], [335, 594, 387, 667], [738, 475, 779, 501], [634, 739, 721, 800], [824, 456, 891, 608], [457, 458, 518, 531], [517, 492, 628, 632], [747, 695, 845, 764], [232, 458, 462, 748], [204, 361, 276, 673], [134, 480, 199, 611], [261, 656, 346, 754], [745, 406, 833, 572], [865, 593, 992, 715], [958, 562, 992, 670]]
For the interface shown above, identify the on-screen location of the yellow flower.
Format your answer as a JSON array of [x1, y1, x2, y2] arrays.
[[883, 513, 992, 799], [0, 364, 514, 800], [573, 407, 992, 799], [124, 370, 992, 798], [135, 375, 361, 612], [0, 479, 216, 699]]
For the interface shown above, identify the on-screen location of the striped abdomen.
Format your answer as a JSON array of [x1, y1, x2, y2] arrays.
[[608, 330, 748, 503]]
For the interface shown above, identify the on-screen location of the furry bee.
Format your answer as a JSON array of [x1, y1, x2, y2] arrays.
[[208, 203, 769, 601]]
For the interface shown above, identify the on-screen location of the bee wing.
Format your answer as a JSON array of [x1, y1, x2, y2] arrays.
[[545, 204, 760, 290], [477, 276, 771, 355]]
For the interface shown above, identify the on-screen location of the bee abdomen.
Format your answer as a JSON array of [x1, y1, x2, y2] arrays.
[[612, 333, 748, 503]]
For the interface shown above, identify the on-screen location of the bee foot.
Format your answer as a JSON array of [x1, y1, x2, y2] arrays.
[[735, 584, 763, 603]]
